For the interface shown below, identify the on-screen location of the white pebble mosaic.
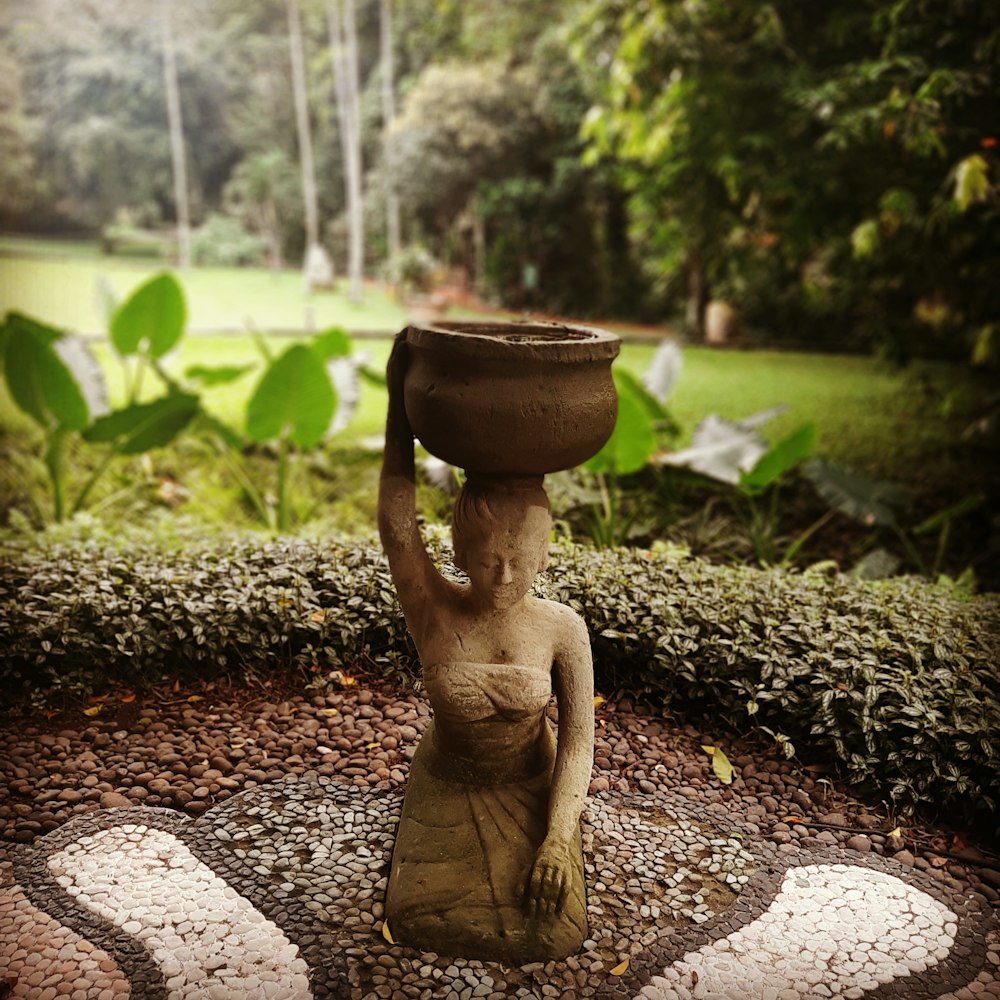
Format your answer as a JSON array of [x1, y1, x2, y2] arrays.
[[46, 823, 313, 1000], [637, 863, 957, 1000]]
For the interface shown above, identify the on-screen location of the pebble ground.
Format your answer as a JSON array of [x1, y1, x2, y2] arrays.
[[2, 680, 998, 999]]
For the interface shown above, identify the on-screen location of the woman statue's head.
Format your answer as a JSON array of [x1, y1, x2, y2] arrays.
[[452, 475, 551, 610]]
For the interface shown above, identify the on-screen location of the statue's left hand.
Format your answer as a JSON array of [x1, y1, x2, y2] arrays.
[[526, 835, 575, 917]]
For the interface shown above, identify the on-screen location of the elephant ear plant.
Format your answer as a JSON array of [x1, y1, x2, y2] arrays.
[[0, 272, 199, 523], [196, 323, 364, 532]]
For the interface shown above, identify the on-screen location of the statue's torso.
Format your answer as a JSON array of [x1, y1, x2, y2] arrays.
[[423, 660, 551, 784]]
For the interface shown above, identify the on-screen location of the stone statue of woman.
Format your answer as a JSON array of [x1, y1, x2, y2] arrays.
[[378, 333, 594, 963]]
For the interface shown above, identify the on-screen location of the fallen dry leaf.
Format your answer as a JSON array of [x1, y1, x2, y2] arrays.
[[594, 695, 607, 709], [701, 745, 734, 784], [323, 708, 339, 716], [381, 921, 394, 944], [121, 692, 136, 704], [83, 705, 102, 716], [609, 958, 629, 976]]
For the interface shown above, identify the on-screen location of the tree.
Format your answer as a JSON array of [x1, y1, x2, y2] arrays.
[[161, 0, 192, 269], [8, 0, 237, 235], [575, 0, 1000, 356], [287, 0, 333, 288], [224, 149, 301, 268], [0, 48, 36, 223], [327, 0, 365, 303], [379, 0, 401, 268]]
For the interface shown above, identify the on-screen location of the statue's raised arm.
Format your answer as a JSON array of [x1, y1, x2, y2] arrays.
[[377, 332, 447, 639]]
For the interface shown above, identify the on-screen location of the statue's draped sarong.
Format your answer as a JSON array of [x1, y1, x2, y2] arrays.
[[385, 662, 587, 962]]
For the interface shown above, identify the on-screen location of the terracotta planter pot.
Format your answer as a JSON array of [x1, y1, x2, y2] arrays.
[[403, 321, 621, 476]]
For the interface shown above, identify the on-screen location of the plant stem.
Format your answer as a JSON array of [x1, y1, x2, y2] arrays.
[[894, 525, 929, 578], [218, 438, 273, 528], [44, 427, 68, 523], [932, 521, 950, 579], [781, 508, 837, 567], [130, 355, 146, 404], [276, 436, 291, 533], [71, 446, 117, 515]]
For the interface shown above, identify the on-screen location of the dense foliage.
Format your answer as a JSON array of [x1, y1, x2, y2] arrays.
[[2, 530, 997, 832], [574, 0, 1000, 357], [6, 0, 995, 356]]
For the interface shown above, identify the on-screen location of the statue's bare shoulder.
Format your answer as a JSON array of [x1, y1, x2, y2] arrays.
[[529, 598, 591, 665]]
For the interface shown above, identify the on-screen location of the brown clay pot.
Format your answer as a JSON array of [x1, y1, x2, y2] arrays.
[[403, 321, 621, 476]]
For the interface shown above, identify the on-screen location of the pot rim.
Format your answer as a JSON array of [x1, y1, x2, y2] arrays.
[[405, 320, 621, 363]]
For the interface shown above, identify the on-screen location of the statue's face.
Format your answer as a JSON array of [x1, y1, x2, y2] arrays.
[[462, 501, 549, 611]]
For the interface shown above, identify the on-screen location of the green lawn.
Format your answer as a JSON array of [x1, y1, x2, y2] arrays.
[[0, 250, 409, 334], [0, 241, 983, 488]]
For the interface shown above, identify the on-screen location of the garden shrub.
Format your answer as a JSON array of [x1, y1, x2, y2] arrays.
[[1, 531, 997, 832], [191, 213, 269, 267]]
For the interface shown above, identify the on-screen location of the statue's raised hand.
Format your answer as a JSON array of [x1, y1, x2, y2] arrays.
[[386, 330, 409, 397], [526, 835, 575, 917]]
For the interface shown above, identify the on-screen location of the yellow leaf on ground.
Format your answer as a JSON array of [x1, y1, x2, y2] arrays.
[[381, 921, 394, 944], [341, 676, 357, 687], [594, 695, 607, 709], [367, 742, 381, 750], [137, 717, 152, 725], [323, 708, 339, 716], [889, 826, 902, 838], [188, 695, 204, 702], [83, 705, 102, 716], [711, 747, 734, 784], [610, 958, 630, 976], [702, 745, 734, 784]]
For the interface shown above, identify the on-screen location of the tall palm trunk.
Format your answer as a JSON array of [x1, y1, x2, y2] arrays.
[[161, 0, 191, 269], [379, 0, 400, 269], [287, 0, 332, 288], [328, 0, 364, 303]]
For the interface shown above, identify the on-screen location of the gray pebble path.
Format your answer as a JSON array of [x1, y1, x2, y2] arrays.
[[2, 686, 998, 999]]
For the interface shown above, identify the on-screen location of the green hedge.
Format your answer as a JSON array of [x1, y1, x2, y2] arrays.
[[1, 532, 998, 831]]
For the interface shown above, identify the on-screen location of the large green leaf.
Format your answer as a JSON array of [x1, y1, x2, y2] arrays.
[[585, 368, 657, 475], [83, 393, 200, 454], [245, 344, 336, 448], [802, 459, 911, 526], [312, 326, 352, 359], [110, 272, 186, 358], [740, 422, 816, 493], [3, 314, 90, 430]]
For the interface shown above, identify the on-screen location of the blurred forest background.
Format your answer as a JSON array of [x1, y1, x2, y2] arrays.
[[0, 0, 997, 586], [1, 0, 997, 356]]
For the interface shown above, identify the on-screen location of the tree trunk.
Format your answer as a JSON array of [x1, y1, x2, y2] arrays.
[[161, 0, 191, 270], [379, 0, 401, 270], [288, 0, 332, 287], [686, 249, 709, 340], [328, 0, 364, 304]]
